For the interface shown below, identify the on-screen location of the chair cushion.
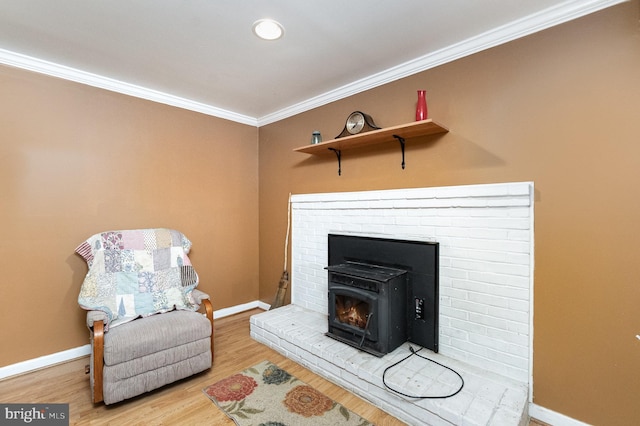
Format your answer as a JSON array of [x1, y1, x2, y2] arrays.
[[102, 348, 211, 405], [76, 228, 200, 327], [103, 310, 211, 365]]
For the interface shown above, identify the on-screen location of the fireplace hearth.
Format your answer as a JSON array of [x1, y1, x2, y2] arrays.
[[252, 184, 533, 424], [326, 234, 439, 356]]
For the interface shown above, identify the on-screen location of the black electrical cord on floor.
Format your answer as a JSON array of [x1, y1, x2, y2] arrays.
[[382, 345, 465, 399]]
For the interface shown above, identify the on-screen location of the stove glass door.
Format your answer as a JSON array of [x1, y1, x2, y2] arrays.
[[328, 285, 378, 342]]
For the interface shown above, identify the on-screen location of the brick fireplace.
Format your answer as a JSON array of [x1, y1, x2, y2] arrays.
[[251, 182, 533, 425]]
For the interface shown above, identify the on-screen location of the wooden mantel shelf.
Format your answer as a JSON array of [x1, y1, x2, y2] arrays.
[[293, 119, 448, 155], [293, 119, 448, 175]]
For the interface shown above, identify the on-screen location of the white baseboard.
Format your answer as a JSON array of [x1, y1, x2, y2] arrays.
[[0, 300, 268, 381], [0, 345, 92, 380], [213, 300, 269, 319], [529, 403, 591, 426], [257, 301, 271, 311]]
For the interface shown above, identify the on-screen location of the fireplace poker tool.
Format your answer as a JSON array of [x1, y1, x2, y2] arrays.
[[271, 193, 291, 310]]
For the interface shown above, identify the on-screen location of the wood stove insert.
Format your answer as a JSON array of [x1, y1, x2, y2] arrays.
[[326, 261, 408, 357], [326, 234, 439, 356]]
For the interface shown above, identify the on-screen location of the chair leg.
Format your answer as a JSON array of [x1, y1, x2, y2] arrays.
[[202, 299, 214, 362], [92, 321, 105, 403]]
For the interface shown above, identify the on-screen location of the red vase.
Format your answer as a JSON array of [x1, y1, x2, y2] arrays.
[[415, 90, 428, 121]]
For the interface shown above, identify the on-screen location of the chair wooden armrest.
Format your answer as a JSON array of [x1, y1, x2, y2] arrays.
[[92, 320, 104, 403], [201, 299, 214, 361]]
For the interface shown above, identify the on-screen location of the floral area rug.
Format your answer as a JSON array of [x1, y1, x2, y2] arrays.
[[203, 360, 373, 426]]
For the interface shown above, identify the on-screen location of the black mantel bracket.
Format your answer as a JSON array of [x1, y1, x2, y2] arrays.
[[393, 135, 406, 170], [328, 147, 342, 176]]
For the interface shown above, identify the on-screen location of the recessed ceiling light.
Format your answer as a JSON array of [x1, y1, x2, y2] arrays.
[[252, 19, 284, 41]]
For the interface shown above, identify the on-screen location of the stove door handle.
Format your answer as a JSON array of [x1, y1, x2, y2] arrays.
[[358, 313, 373, 347]]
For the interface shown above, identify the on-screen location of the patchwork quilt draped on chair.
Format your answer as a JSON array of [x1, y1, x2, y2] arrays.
[[76, 228, 214, 404]]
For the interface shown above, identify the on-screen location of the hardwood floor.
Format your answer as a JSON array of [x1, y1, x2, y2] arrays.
[[0, 309, 547, 425]]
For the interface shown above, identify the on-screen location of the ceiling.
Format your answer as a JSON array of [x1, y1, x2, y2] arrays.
[[0, 0, 624, 126]]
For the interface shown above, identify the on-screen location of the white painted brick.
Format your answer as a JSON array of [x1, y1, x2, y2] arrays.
[[440, 305, 470, 322], [291, 183, 533, 383], [437, 227, 510, 240], [436, 207, 471, 217], [439, 277, 453, 291], [440, 325, 469, 341], [451, 299, 490, 315], [299, 351, 318, 369], [451, 248, 529, 265], [441, 267, 472, 282], [438, 183, 511, 198], [449, 317, 489, 336], [340, 368, 363, 391], [507, 345, 530, 360], [487, 197, 530, 208], [487, 306, 529, 324], [490, 406, 526, 426], [438, 255, 452, 267], [361, 224, 386, 234], [499, 386, 529, 412], [508, 207, 532, 218], [471, 377, 508, 406], [506, 320, 529, 335], [355, 356, 391, 386], [440, 286, 469, 301], [508, 182, 533, 196], [451, 217, 530, 230], [463, 396, 496, 426], [508, 230, 531, 241], [500, 365, 529, 383], [449, 337, 492, 360], [439, 334, 452, 347], [467, 312, 508, 330], [263, 330, 281, 346], [486, 327, 529, 347], [504, 253, 531, 265], [453, 280, 529, 301], [451, 237, 530, 254], [468, 207, 509, 218], [468, 272, 530, 288], [420, 215, 452, 226], [485, 348, 528, 371], [470, 335, 528, 361], [453, 259, 530, 277], [316, 357, 342, 377], [467, 292, 509, 309], [443, 392, 478, 425]]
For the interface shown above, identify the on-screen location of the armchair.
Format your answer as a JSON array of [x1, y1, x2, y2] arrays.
[[76, 228, 214, 404]]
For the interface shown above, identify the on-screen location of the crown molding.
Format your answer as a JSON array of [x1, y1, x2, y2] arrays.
[[0, 0, 627, 128], [256, 0, 628, 126], [0, 49, 258, 126]]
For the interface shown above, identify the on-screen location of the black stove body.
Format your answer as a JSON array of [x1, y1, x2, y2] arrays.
[[326, 262, 408, 357], [326, 234, 439, 357]]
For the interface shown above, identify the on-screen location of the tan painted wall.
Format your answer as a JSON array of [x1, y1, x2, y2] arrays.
[[1, 2, 638, 423], [258, 3, 640, 425], [0, 66, 259, 367]]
